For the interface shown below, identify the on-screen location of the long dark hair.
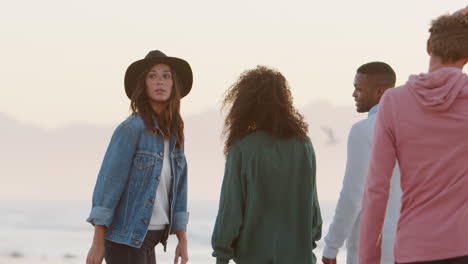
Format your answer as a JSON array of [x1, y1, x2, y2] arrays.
[[222, 66, 308, 155], [130, 66, 184, 149]]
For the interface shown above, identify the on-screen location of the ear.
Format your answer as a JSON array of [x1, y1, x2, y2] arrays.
[[376, 87, 387, 100]]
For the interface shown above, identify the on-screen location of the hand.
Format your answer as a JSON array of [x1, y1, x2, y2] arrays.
[[86, 243, 105, 264], [174, 239, 189, 264], [322, 256, 337, 264], [86, 225, 106, 264]]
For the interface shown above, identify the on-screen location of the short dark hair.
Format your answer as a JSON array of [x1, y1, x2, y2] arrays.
[[429, 12, 468, 63], [357, 62, 396, 89]]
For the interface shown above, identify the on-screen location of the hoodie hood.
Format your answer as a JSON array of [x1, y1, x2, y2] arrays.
[[407, 67, 468, 112]]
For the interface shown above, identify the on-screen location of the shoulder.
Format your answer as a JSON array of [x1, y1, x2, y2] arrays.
[[301, 135, 315, 157], [377, 85, 411, 124], [347, 117, 375, 146], [235, 131, 313, 153], [291, 135, 314, 149], [234, 131, 269, 149], [227, 131, 270, 157], [350, 118, 372, 135], [118, 114, 147, 132], [111, 114, 146, 138], [381, 85, 409, 106], [121, 113, 145, 129]]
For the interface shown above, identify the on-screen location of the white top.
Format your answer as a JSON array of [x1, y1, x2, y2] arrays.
[[148, 140, 172, 230], [323, 105, 402, 264]]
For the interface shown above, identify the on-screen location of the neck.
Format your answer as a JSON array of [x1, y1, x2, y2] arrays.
[[428, 56, 465, 73], [150, 101, 166, 115]]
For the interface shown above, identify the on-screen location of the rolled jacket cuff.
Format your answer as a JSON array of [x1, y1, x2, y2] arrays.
[[86, 206, 114, 227], [322, 245, 339, 259], [170, 211, 189, 234]]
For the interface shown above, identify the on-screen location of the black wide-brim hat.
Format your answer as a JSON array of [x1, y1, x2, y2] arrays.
[[124, 50, 193, 99]]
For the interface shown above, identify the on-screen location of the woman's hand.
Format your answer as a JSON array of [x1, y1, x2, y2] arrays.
[[174, 230, 189, 264], [86, 242, 105, 264], [86, 225, 106, 264]]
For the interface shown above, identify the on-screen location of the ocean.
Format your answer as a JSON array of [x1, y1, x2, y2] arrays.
[[0, 200, 344, 264]]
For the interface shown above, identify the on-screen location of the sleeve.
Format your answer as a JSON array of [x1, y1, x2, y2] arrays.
[[171, 151, 189, 234], [211, 144, 245, 264], [359, 93, 397, 264], [86, 123, 139, 227], [309, 142, 323, 250], [323, 122, 370, 258]]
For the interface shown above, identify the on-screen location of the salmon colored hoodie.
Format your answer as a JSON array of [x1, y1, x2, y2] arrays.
[[359, 67, 468, 263]]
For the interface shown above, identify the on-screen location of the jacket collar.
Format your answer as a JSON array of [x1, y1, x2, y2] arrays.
[[368, 104, 379, 117]]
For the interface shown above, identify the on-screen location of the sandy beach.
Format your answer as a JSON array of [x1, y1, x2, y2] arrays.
[[0, 200, 338, 264]]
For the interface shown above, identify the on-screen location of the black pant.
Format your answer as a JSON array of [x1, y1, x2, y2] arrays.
[[397, 255, 468, 264], [104, 230, 165, 264]]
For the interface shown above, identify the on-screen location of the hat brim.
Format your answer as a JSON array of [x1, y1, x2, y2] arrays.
[[124, 57, 193, 99]]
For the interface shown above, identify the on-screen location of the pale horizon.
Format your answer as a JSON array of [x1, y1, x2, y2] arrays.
[[1, 101, 363, 202]]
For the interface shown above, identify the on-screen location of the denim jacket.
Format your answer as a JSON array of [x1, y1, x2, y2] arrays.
[[86, 114, 189, 248]]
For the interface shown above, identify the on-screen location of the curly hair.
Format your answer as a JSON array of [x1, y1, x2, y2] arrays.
[[429, 12, 468, 63], [130, 66, 184, 149], [222, 66, 308, 156]]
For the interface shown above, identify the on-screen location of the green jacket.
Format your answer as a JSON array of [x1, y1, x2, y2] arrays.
[[211, 131, 322, 264]]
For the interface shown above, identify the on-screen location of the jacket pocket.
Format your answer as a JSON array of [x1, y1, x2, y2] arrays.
[[172, 151, 186, 170], [130, 153, 156, 188]]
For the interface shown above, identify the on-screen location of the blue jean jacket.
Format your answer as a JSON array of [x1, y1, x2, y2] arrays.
[[86, 114, 189, 248]]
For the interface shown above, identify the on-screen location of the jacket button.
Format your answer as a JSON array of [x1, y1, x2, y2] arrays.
[[138, 162, 143, 167], [157, 176, 161, 181], [143, 220, 149, 225], [135, 241, 140, 245], [159, 152, 164, 157], [149, 198, 154, 203]]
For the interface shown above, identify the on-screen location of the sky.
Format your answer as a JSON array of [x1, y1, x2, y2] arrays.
[[1, 1, 467, 202], [1, 0, 467, 129]]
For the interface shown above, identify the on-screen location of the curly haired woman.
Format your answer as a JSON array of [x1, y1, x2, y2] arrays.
[[211, 66, 322, 264]]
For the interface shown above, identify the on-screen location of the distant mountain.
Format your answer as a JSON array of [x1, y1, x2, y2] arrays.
[[0, 102, 363, 201]]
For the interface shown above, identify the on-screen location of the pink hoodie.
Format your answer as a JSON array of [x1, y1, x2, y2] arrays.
[[359, 67, 468, 263]]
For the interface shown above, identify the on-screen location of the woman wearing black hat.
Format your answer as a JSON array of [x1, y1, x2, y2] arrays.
[[86, 50, 192, 264]]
